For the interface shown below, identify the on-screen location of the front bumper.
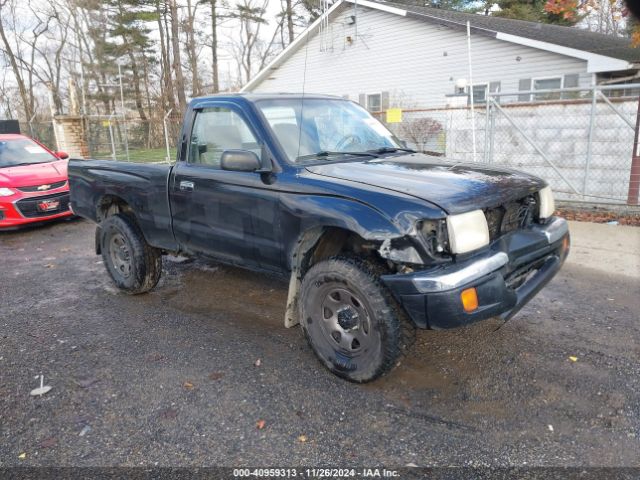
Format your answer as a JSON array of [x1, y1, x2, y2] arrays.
[[381, 216, 570, 329], [0, 190, 73, 229]]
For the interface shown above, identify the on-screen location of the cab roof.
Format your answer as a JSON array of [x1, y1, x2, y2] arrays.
[[190, 92, 344, 106]]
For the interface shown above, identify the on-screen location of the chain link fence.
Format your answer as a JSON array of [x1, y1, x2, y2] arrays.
[[84, 115, 183, 163], [20, 86, 640, 205], [376, 85, 640, 205], [19, 121, 57, 152], [22, 115, 183, 164]]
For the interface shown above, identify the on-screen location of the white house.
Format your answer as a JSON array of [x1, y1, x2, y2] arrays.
[[242, 0, 640, 110]]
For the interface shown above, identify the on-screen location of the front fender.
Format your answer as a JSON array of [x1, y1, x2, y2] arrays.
[[280, 194, 405, 269]]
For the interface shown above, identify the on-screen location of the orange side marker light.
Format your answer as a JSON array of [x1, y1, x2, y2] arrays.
[[461, 287, 479, 313]]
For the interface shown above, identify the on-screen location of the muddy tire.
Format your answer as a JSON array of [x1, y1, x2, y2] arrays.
[[99, 213, 162, 294], [300, 256, 402, 383]]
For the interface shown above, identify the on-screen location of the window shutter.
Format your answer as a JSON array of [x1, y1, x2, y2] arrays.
[[518, 78, 531, 102], [381, 91, 390, 110], [358, 93, 366, 106]]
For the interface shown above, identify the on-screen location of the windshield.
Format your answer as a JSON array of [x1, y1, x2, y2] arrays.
[[0, 138, 57, 168], [257, 98, 402, 164]]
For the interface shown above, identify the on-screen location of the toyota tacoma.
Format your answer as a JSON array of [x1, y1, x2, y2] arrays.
[[68, 93, 570, 383]]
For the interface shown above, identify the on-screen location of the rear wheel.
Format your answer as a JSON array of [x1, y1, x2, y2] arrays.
[[300, 256, 402, 383], [100, 213, 162, 294]]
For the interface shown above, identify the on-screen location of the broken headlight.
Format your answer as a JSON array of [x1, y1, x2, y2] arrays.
[[420, 219, 449, 257]]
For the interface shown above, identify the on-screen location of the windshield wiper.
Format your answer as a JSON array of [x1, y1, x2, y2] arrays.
[[369, 146, 416, 154], [296, 150, 380, 161]]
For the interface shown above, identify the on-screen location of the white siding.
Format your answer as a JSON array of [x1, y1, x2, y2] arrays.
[[250, 6, 591, 107]]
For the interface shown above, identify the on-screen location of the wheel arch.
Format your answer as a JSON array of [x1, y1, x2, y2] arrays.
[[94, 195, 139, 255], [96, 194, 136, 223], [284, 224, 392, 328], [280, 193, 433, 328]]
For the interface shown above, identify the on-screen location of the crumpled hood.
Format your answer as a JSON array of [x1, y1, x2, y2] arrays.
[[0, 160, 68, 188], [306, 154, 546, 215]]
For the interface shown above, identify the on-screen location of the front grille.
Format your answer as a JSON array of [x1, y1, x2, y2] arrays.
[[485, 195, 537, 241], [15, 192, 70, 218], [17, 180, 67, 193]]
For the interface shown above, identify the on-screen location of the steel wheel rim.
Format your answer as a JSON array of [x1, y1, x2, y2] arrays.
[[319, 287, 372, 354], [109, 233, 132, 278]]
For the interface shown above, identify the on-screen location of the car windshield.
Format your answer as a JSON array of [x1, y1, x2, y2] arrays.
[[0, 138, 57, 168], [256, 98, 402, 164]]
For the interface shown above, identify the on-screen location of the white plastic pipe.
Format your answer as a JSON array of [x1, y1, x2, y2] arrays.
[[466, 21, 477, 162]]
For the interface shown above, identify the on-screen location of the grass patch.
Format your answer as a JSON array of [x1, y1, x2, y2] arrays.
[[90, 147, 177, 163]]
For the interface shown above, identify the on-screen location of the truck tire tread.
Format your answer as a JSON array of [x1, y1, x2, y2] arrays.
[[100, 213, 162, 294], [300, 255, 407, 383]]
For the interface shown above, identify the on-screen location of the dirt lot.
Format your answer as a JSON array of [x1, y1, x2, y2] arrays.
[[0, 218, 639, 467]]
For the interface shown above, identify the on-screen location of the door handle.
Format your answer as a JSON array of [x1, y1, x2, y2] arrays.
[[179, 180, 195, 192]]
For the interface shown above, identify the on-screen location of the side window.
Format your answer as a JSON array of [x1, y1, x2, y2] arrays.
[[366, 94, 382, 113], [533, 77, 562, 101], [188, 107, 260, 168], [468, 84, 488, 104]]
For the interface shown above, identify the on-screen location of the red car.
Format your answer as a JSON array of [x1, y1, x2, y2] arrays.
[[0, 134, 73, 229]]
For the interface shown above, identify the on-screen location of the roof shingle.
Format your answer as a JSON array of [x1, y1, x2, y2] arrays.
[[381, 1, 640, 63]]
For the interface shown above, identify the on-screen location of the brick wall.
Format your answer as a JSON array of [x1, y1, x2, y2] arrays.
[[53, 116, 90, 159]]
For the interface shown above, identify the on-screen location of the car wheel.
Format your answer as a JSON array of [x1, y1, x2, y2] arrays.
[[300, 256, 403, 383], [100, 213, 162, 294]]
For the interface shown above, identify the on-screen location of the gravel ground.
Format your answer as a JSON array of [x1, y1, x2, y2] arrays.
[[0, 218, 638, 467]]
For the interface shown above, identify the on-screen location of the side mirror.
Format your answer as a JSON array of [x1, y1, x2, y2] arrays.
[[56, 151, 69, 160], [220, 150, 261, 172]]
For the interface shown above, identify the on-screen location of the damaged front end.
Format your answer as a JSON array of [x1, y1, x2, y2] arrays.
[[378, 203, 569, 330], [378, 218, 450, 267]]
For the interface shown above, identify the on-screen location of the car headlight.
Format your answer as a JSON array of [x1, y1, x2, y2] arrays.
[[538, 186, 555, 220], [0, 187, 15, 197], [446, 209, 490, 254]]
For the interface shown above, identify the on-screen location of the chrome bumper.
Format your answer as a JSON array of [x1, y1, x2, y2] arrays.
[[410, 217, 568, 294]]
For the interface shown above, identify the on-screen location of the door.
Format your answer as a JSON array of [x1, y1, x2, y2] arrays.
[[170, 104, 282, 271]]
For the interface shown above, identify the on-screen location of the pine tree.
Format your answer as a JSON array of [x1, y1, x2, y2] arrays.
[[101, 0, 157, 122]]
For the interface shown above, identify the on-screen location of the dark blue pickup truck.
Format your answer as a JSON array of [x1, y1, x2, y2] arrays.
[[69, 93, 570, 382]]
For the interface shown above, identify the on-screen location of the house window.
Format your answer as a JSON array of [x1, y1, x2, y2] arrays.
[[366, 94, 382, 112], [532, 77, 562, 101], [468, 84, 488, 104]]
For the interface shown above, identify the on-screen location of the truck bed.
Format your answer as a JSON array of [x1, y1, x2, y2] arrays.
[[68, 160, 177, 251]]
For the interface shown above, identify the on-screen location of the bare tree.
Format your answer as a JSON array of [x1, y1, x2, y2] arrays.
[[168, 0, 187, 112], [0, 0, 299, 123], [284, 0, 294, 44], [0, 0, 35, 120], [580, 0, 627, 36], [184, 0, 201, 96], [230, 0, 268, 84], [209, 0, 221, 92], [154, 0, 175, 110], [27, 1, 70, 114], [399, 117, 443, 154]]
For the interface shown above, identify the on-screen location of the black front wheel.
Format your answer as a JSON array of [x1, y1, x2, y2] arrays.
[[99, 213, 162, 294], [300, 257, 403, 383]]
